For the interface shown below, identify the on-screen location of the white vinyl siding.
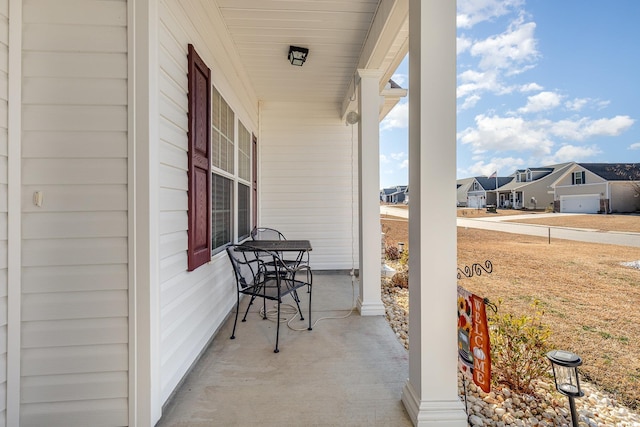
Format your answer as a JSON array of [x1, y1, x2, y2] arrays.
[[260, 102, 359, 270], [0, 0, 8, 425], [158, 0, 258, 406], [20, 1, 128, 425]]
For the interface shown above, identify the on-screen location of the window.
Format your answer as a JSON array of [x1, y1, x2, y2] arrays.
[[211, 87, 236, 252], [212, 87, 235, 173], [238, 122, 251, 182], [212, 174, 233, 250], [238, 184, 250, 240], [572, 171, 585, 185], [188, 46, 254, 260], [238, 122, 251, 240]]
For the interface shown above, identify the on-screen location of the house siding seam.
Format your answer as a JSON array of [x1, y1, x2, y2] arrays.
[[260, 102, 360, 270], [19, 1, 128, 425], [158, 0, 257, 406], [0, 0, 8, 424]]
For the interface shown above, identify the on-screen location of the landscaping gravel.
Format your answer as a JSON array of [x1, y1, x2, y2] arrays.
[[381, 279, 640, 427]]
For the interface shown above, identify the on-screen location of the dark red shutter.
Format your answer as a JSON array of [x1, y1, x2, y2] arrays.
[[187, 44, 212, 271]]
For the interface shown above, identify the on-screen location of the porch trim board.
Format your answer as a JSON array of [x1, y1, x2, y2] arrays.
[[130, 0, 162, 424], [402, 381, 468, 426], [7, 0, 22, 425]]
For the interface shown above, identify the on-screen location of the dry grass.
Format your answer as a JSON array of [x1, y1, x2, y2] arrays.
[[507, 213, 640, 233], [381, 213, 640, 409]]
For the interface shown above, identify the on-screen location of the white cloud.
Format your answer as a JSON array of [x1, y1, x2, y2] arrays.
[[470, 20, 539, 73], [460, 157, 525, 178], [459, 94, 481, 111], [380, 154, 390, 164], [380, 101, 408, 131], [459, 114, 635, 158], [457, 36, 472, 55], [584, 116, 635, 137], [458, 114, 554, 155], [518, 91, 562, 113], [400, 159, 409, 169], [457, 70, 501, 98], [549, 115, 634, 140], [547, 145, 601, 163], [390, 152, 406, 161], [565, 98, 589, 111], [629, 142, 640, 150], [457, 18, 540, 103], [519, 83, 543, 92], [457, 0, 525, 29]]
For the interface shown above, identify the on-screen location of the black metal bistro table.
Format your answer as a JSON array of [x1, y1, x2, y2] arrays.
[[232, 239, 313, 352], [237, 239, 312, 253]]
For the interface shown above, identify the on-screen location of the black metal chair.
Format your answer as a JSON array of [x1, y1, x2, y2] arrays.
[[226, 244, 313, 353], [250, 227, 309, 275]]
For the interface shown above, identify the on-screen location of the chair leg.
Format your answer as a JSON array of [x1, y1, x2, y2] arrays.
[[291, 289, 304, 321], [274, 298, 281, 353], [307, 286, 313, 331], [231, 297, 240, 339], [242, 294, 257, 322]]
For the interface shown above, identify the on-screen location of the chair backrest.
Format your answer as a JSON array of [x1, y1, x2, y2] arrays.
[[226, 245, 263, 290], [251, 227, 286, 241]]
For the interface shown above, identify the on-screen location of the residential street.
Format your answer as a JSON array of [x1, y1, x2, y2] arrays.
[[381, 206, 640, 248]]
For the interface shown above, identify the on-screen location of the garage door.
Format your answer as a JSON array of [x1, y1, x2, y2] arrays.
[[468, 196, 483, 208], [560, 194, 600, 213]]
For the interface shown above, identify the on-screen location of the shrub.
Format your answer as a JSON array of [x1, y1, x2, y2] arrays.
[[390, 271, 408, 288], [488, 299, 552, 393], [388, 248, 409, 288], [385, 244, 401, 261]]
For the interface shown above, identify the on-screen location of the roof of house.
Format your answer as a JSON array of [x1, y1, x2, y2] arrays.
[[499, 162, 573, 191], [579, 163, 640, 181], [474, 176, 514, 191], [381, 185, 407, 195]]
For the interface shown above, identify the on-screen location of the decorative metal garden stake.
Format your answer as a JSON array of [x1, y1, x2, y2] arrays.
[[547, 350, 583, 427]]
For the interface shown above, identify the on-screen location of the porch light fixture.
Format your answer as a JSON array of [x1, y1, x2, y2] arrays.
[[288, 45, 309, 66], [547, 350, 583, 427]]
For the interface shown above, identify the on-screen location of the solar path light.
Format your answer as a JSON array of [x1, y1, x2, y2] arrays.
[[547, 349, 583, 427]]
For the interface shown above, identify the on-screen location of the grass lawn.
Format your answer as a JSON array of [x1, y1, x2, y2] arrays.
[[381, 213, 640, 409]]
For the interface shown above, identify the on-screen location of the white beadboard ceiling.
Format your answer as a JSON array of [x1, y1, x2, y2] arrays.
[[216, 0, 407, 107]]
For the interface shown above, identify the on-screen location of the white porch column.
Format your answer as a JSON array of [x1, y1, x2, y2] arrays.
[[130, 0, 161, 425], [401, 0, 467, 426], [356, 69, 385, 316]]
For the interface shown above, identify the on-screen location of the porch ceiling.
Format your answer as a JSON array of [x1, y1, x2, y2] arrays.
[[216, 0, 408, 109]]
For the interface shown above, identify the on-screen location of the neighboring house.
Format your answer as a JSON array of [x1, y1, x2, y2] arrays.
[[0, 1, 464, 427], [380, 185, 408, 204], [465, 177, 514, 208], [554, 163, 640, 213], [496, 163, 574, 210], [456, 177, 474, 207]]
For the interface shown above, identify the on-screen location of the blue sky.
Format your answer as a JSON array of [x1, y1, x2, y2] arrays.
[[379, 0, 640, 188]]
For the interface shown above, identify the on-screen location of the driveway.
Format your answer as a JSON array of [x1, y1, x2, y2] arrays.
[[380, 206, 640, 248]]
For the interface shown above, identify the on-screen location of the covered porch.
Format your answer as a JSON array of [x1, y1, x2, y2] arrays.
[[156, 273, 413, 426], [0, 0, 461, 425]]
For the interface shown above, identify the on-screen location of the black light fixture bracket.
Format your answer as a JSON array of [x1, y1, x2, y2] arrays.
[[288, 45, 309, 66]]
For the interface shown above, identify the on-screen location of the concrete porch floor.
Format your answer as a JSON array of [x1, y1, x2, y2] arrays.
[[156, 272, 413, 426]]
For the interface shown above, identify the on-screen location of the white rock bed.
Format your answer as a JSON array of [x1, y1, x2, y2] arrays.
[[381, 281, 640, 427], [621, 260, 640, 270]]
